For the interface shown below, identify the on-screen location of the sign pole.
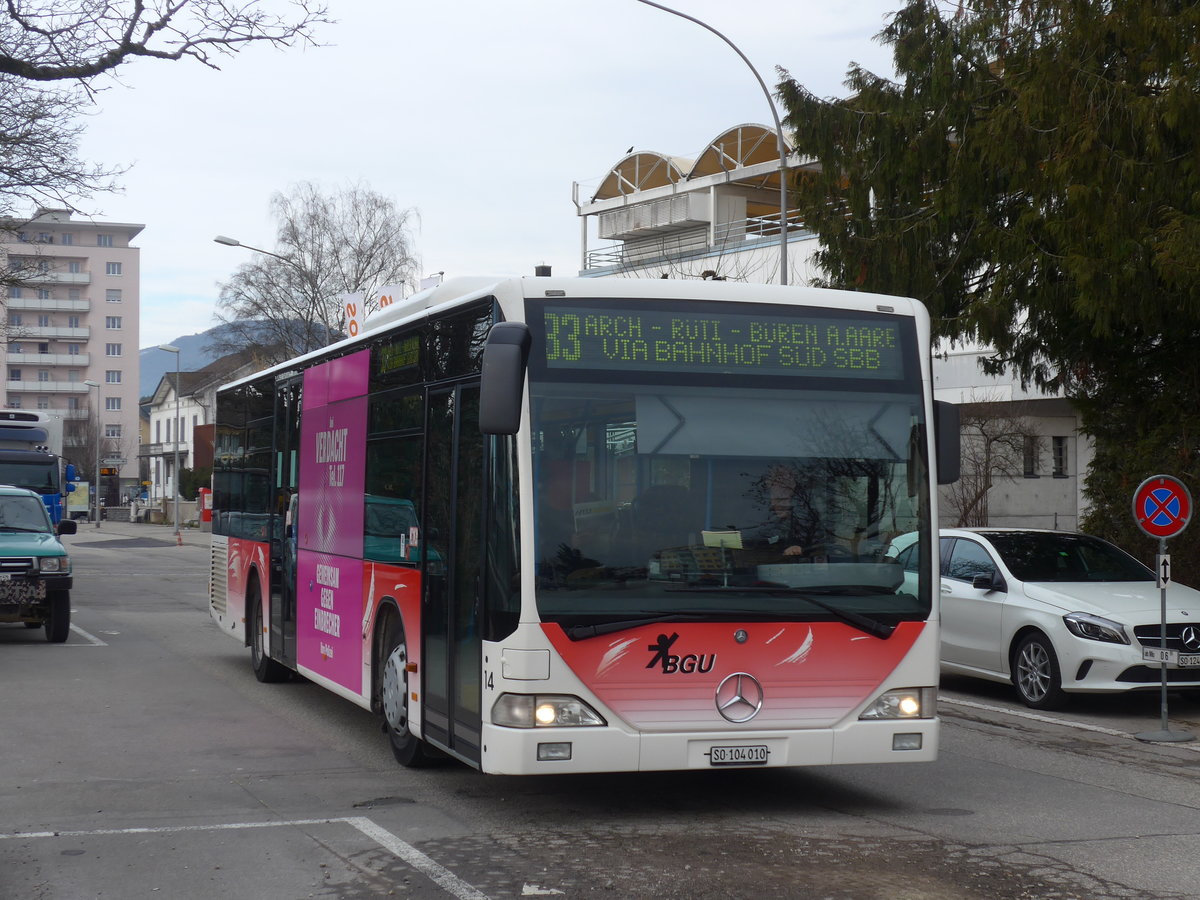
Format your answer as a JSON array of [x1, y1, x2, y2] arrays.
[[1132, 475, 1194, 743]]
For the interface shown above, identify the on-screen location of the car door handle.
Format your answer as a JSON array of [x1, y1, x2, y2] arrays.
[[940, 585, 951, 594]]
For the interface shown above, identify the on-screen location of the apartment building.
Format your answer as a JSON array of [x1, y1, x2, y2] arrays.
[[1, 208, 143, 503]]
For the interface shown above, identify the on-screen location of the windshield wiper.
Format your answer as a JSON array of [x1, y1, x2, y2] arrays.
[[565, 613, 705, 641], [0, 525, 44, 533], [664, 586, 896, 640]]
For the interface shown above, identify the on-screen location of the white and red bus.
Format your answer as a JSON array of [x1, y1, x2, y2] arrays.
[[209, 276, 958, 774]]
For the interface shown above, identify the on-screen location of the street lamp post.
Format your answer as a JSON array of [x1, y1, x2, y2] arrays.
[[633, 0, 790, 284], [83, 380, 100, 529], [158, 344, 182, 541], [214, 234, 332, 344]]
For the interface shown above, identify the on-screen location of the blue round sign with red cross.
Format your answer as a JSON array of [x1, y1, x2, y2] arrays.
[[1133, 475, 1192, 539]]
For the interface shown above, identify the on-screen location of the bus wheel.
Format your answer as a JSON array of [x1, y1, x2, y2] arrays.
[[43, 590, 70, 643], [249, 583, 290, 683], [382, 625, 434, 767]]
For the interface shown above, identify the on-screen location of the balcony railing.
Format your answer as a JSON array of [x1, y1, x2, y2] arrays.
[[6, 353, 91, 366]]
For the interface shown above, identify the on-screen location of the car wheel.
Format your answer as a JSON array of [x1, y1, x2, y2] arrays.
[[381, 619, 435, 767], [1013, 632, 1066, 710], [249, 582, 290, 683], [43, 590, 70, 643]]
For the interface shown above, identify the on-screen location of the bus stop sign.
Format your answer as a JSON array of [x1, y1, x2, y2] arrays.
[[1133, 475, 1192, 539]]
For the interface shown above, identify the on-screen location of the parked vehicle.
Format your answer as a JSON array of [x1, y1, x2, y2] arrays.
[[0, 485, 77, 642], [890, 528, 1200, 709]]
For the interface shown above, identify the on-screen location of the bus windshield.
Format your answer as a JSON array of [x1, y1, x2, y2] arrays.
[[527, 300, 931, 632]]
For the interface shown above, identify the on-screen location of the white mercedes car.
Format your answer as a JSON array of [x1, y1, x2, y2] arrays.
[[891, 528, 1200, 709]]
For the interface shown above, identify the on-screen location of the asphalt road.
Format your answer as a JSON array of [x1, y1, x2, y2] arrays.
[[3, 521, 1200, 899]]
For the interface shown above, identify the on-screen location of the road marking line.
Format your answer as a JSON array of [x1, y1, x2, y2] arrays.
[[0, 816, 491, 900], [940, 696, 1200, 750], [67, 624, 107, 646]]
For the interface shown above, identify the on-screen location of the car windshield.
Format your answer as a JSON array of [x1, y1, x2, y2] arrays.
[[0, 494, 53, 532], [984, 532, 1153, 582]]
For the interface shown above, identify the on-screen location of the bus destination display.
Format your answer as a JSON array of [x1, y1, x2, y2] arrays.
[[540, 305, 906, 380]]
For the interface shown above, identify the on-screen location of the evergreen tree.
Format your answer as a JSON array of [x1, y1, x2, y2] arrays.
[[778, 0, 1200, 566]]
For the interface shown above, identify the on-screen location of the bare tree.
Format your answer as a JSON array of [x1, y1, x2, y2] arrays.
[[943, 393, 1043, 528], [0, 1, 330, 83], [0, 0, 330, 259], [212, 181, 420, 364]]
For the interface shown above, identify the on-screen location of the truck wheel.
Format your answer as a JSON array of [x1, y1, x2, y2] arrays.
[[44, 590, 70, 643], [249, 582, 290, 683]]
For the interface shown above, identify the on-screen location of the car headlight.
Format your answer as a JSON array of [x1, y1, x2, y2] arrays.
[[1063, 612, 1129, 644], [859, 687, 937, 720], [38, 556, 69, 574], [491, 694, 606, 728]]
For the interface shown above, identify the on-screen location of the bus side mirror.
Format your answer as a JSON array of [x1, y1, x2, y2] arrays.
[[65, 463, 78, 482], [934, 400, 960, 485], [479, 322, 531, 435]]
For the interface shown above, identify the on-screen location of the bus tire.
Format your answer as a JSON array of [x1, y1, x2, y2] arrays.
[[249, 581, 290, 683], [44, 590, 70, 643], [381, 620, 434, 767]]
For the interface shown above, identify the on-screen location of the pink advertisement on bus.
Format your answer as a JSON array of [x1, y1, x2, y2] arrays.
[[296, 350, 369, 694]]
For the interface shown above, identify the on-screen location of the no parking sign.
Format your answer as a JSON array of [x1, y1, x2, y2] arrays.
[[1131, 474, 1195, 743], [1133, 475, 1192, 540]]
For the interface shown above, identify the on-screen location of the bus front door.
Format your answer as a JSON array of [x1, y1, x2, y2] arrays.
[[422, 384, 483, 766]]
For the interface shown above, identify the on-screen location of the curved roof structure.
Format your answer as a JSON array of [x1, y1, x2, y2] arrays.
[[591, 124, 792, 202], [591, 151, 691, 201], [690, 123, 789, 178]]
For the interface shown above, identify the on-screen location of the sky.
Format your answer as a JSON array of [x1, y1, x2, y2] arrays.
[[70, 0, 904, 350]]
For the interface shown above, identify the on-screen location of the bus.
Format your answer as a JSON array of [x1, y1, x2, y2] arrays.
[[0, 409, 75, 523], [209, 276, 959, 774]]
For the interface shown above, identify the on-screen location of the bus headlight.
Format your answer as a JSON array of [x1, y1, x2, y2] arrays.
[[39, 556, 69, 574], [859, 687, 936, 720], [491, 693, 606, 728]]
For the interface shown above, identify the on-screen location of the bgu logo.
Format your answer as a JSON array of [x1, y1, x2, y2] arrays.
[[646, 632, 715, 674]]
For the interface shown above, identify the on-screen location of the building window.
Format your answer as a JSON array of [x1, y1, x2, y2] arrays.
[[37, 343, 49, 354], [8, 369, 20, 381], [67, 344, 80, 355], [36, 288, 51, 299], [155, 420, 161, 443], [37, 396, 49, 409], [1052, 436, 1069, 478], [68, 396, 80, 410], [7, 287, 20, 299], [105, 262, 122, 275], [67, 261, 81, 274], [97, 234, 113, 247], [106, 289, 122, 303], [105, 316, 122, 329], [67, 371, 79, 383], [105, 397, 121, 411], [67, 315, 80, 328], [37, 370, 49, 382], [68, 288, 81, 300], [105, 343, 122, 356], [105, 370, 121, 383], [37, 260, 49, 274], [37, 314, 50, 327], [105, 424, 122, 439], [9, 344, 20, 354], [60, 233, 74, 246], [1023, 437, 1040, 477], [37, 233, 52, 243], [6, 396, 19, 408], [9, 313, 21, 326]]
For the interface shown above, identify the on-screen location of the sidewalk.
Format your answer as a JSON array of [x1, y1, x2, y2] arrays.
[[63, 518, 211, 548]]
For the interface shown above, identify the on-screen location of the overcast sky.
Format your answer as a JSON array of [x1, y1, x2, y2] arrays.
[[73, 0, 902, 349]]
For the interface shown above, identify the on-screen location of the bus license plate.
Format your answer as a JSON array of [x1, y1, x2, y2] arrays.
[[709, 744, 768, 766]]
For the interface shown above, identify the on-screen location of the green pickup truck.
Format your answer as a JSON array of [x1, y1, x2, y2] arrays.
[[0, 485, 77, 642]]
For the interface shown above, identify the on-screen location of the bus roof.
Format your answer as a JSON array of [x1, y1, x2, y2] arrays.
[[216, 275, 927, 394]]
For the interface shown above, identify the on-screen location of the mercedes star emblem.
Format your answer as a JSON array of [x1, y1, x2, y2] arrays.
[[715, 672, 764, 723]]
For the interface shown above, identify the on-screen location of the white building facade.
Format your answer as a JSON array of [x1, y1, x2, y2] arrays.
[[1, 208, 142, 502]]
